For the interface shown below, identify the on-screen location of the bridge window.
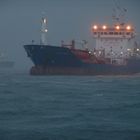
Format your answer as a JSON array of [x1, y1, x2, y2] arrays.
[[126, 32, 130, 35], [109, 32, 113, 35]]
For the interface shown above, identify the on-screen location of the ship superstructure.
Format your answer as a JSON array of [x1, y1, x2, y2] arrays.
[[92, 24, 135, 65]]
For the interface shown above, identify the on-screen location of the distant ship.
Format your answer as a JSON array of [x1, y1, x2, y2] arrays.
[[23, 9, 140, 75], [0, 52, 14, 69]]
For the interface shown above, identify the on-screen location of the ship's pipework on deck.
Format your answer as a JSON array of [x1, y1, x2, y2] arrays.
[[61, 40, 88, 51]]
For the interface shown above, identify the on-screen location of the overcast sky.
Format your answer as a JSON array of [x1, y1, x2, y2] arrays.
[[0, 0, 140, 72]]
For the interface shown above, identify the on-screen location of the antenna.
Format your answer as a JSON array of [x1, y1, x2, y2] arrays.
[[41, 17, 48, 45], [112, 0, 127, 26]]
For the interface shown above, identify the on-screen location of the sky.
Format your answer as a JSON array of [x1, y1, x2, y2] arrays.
[[0, 0, 140, 72]]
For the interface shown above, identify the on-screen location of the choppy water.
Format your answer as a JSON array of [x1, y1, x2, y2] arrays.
[[0, 72, 140, 140]]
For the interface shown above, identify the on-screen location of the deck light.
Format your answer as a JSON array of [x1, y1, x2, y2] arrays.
[[102, 25, 107, 30], [116, 26, 120, 30], [126, 25, 131, 30], [93, 25, 98, 30]]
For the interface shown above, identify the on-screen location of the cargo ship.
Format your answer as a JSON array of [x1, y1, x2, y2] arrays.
[[24, 15, 140, 75]]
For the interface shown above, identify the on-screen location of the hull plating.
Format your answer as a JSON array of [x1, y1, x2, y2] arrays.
[[24, 45, 140, 75]]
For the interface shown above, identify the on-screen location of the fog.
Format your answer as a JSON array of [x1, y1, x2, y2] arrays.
[[0, 0, 139, 72]]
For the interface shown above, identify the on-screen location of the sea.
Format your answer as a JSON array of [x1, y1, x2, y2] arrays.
[[0, 72, 140, 140]]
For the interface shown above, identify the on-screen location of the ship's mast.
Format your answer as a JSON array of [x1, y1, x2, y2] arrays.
[[112, 0, 127, 26], [41, 17, 48, 45]]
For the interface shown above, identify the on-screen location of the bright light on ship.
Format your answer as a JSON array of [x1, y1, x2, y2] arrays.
[[126, 25, 131, 30], [43, 19, 47, 23], [45, 29, 48, 32], [127, 48, 131, 51], [93, 25, 98, 30], [99, 51, 101, 54], [116, 26, 120, 30], [137, 48, 140, 51], [102, 25, 107, 30]]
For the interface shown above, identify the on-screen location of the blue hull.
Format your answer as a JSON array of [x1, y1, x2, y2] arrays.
[[24, 45, 140, 75]]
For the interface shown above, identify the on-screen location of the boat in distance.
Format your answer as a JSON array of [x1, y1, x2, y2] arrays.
[[0, 52, 14, 69], [24, 14, 140, 75]]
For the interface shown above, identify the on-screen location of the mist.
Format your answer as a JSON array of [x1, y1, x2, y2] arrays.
[[0, 0, 139, 73]]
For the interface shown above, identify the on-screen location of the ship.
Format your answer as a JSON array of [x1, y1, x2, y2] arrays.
[[24, 14, 140, 75], [0, 52, 14, 69]]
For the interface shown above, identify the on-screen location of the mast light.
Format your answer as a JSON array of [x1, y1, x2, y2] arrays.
[[45, 29, 48, 32], [43, 18, 47, 23]]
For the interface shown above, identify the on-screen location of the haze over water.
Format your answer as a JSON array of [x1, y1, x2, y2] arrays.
[[0, 73, 140, 140], [0, 0, 140, 71], [0, 0, 140, 139]]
